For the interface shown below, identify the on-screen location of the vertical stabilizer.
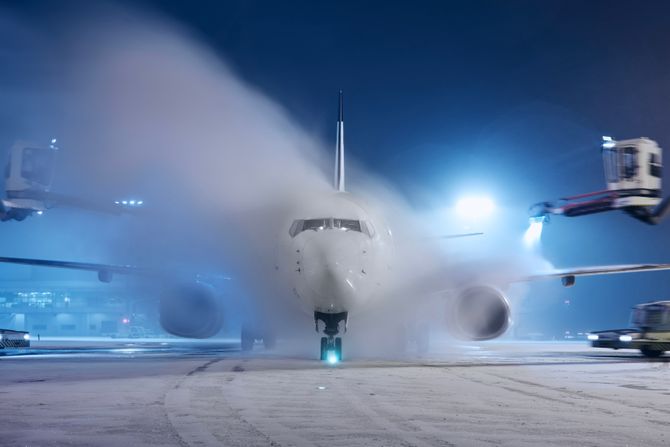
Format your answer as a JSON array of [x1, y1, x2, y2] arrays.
[[335, 91, 345, 192]]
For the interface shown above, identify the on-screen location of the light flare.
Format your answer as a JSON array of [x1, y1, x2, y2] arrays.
[[455, 196, 495, 220], [326, 351, 339, 364]]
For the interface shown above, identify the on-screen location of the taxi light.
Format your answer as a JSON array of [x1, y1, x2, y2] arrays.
[[326, 351, 339, 364]]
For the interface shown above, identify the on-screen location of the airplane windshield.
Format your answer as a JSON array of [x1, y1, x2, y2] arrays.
[[289, 218, 372, 237], [333, 219, 361, 232], [303, 218, 329, 231]]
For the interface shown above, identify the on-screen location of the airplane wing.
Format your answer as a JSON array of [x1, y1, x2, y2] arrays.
[[525, 263, 670, 286], [0, 256, 150, 283]]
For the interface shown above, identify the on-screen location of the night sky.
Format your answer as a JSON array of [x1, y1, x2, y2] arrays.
[[4, 0, 670, 334]]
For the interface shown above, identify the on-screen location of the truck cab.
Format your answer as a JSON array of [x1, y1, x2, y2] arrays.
[[601, 137, 663, 208], [0, 140, 57, 221]]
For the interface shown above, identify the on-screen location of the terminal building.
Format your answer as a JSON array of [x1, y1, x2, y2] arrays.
[[0, 274, 160, 337]]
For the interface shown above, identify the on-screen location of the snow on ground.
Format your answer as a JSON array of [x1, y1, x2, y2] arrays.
[[0, 341, 668, 446]]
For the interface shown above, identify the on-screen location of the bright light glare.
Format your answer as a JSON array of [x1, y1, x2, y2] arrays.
[[326, 351, 339, 364], [602, 136, 616, 149], [455, 196, 495, 219], [523, 220, 544, 247], [619, 335, 633, 342], [587, 334, 599, 341], [23, 333, 30, 341]]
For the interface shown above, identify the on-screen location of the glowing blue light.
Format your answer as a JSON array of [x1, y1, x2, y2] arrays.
[[23, 333, 30, 341], [602, 136, 616, 149], [121, 201, 128, 205], [51, 138, 57, 144], [137, 200, 144, 205], [523, 219, 544, 247], [619, 335, 633, 342], [36, 211, 43, 216], [129, 200, 136, 205], [326, 351, 339, 364], [587, 334, 599, 341], [455, 196, 495, 220]]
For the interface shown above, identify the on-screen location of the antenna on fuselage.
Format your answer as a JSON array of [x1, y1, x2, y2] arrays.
[[335, 90, 345, 192]]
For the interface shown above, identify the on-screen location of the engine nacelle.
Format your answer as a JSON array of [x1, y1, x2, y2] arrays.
[[159, 282, 223, 338], [447, 286, 511, 341]]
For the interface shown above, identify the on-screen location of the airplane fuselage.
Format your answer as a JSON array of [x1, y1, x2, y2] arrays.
[[276, 192, 393, 317]]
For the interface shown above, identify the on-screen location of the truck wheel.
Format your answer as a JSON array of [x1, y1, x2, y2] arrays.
[[640, 347, 664, 358]]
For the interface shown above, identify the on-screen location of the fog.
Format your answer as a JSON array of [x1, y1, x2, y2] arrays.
[[0, 2, 552, 355]]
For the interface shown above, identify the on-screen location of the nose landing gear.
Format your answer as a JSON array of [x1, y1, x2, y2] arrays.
[[320, 336, 342, 362], [315, 311, 347, 362]]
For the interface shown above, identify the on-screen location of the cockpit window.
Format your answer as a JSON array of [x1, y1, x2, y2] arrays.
[[289, 217, 373, 238], [303, 218, 329, 231], [333, 219, 361, 232]]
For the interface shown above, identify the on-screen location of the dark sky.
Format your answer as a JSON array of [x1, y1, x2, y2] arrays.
[[4, 0, 670, 332], [135, 0, 670, 198], [137, 0, 670, 330]]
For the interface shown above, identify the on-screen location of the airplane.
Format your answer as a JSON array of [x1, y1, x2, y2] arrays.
[[2, 92, 670, 362]]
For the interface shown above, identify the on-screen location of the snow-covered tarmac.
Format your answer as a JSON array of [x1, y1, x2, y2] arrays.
[[1, 340, 668, 446]]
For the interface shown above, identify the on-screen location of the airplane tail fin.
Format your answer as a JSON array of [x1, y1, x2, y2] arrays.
[[334, 91, 345, 192]]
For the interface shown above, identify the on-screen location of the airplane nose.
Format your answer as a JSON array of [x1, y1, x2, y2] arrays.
[[300, 234, 364, 310]]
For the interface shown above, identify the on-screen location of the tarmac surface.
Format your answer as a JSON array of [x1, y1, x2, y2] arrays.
[[1, 339, 669, 446]]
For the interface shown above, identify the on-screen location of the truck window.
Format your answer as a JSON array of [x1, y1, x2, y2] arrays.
[[602, 148, 619, 183], [621, 146, 638, 179], [21, 147, 55, 187], [649, 153, 662, 178]]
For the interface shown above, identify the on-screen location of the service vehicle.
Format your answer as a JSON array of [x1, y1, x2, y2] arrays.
[[0, 329, 31, 349], [588, 300, 670, 357], [530, 137, 670, 225]]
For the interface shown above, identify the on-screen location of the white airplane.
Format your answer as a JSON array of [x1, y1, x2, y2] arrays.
[[3, 92, 670, 361]]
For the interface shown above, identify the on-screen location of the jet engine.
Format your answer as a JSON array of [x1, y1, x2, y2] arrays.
[[159, 282, 223, 338], [447, 286, 510, 340]]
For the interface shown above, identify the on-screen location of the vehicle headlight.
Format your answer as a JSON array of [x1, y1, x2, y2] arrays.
[[587, 334, 599, 341], [619, 335, 633, 342], [23, 333, 30, 341]]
